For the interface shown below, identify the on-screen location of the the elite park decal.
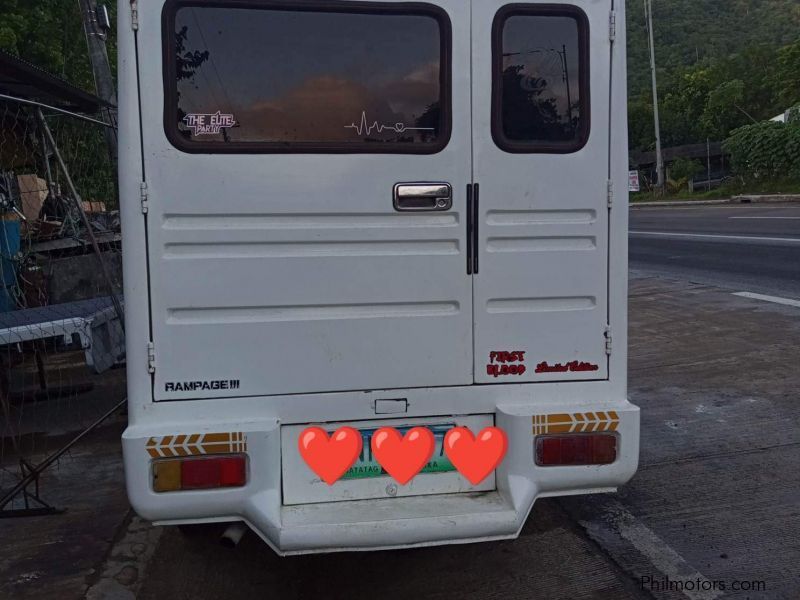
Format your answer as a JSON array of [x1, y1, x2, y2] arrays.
[[183, 111, 236, 136]]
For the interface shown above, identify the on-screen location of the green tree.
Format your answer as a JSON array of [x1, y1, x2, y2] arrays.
[[702, 80, 750, 139], [724, 121, 800, 181], [627, 97, 654, 153], [0, 1, 120, 205], [774, 40, 800, 107], [670, 157, 704, 181], [0, 0, 117, 94]]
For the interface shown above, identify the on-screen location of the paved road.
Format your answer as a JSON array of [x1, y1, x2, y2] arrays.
[[630, 203, 800, 297]]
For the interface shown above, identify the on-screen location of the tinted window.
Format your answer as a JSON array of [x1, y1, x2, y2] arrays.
[[165, 2, 450, 153], [493, 7, 589, 153]]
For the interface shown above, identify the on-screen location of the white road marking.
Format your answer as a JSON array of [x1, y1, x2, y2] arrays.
[[729, 216, 800, 220], [629, 231, 800, 243], [733, 292, 800, 308], [582, 500, 722, 600], [633, 205, 786, 211]]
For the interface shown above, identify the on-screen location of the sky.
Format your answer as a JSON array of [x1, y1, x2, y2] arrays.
[[175, 7, 442, 142]]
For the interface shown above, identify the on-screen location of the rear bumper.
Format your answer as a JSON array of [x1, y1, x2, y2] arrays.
[[122, 397, 639, 555]]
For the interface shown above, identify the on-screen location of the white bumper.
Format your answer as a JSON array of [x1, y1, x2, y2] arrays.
[[123, 397, 639, 555]]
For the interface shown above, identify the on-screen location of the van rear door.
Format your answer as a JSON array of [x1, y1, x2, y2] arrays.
[[143, 1, 473, 399], [471, 0, 611, 383]]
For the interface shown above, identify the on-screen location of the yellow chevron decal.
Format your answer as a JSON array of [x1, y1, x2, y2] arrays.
[[146, 432, 248, 458], [532, 411, 619, 435]]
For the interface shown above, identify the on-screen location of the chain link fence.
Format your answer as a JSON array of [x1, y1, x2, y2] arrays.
[[0, 96, 125, 515]]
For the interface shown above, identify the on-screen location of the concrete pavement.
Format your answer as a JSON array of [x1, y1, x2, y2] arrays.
[[564, 275, 800, 600]]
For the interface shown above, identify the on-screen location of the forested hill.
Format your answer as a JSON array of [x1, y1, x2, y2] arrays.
[[626, 0, 800, 95], [626, 0, 800, 152]]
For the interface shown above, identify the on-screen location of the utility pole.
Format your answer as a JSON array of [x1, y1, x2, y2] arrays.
[[79, 0, 117, 165], [645, 0, 664, 190]]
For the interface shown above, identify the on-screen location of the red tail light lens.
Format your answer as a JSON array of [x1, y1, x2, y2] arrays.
[[181, 455, 247, 489], [153, 455, 247, 492], [535, 434, 617, 466]]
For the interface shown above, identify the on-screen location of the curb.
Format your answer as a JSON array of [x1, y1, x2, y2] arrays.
[[630, 194, 800, 208], [84, 516, 163, 600]]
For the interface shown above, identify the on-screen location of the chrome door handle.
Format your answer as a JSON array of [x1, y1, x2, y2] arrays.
[[393, 183, 453, 212]]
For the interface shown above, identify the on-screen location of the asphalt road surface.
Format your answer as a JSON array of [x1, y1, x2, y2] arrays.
[[630, 203, 800, 298]]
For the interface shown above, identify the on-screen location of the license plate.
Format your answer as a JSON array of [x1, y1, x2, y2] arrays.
[[341, 424, 456, 480]]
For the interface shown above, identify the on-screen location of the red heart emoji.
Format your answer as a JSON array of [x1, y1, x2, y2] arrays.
[[444, 427, 508, 485], [371, 427, 435, 485], [298, 426, 362, 485]]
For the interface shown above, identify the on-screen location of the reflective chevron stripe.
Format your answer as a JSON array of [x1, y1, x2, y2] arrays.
[[146, 432, 247, 458], [532, 412, 619, 435]]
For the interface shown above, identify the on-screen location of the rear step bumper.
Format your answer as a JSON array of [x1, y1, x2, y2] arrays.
[[274, 490, 520, 554], [123, 399, 639, 555]]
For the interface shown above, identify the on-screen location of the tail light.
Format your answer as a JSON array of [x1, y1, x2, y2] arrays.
[[153, 455, 247, 492], [535, 434, 617, 466]]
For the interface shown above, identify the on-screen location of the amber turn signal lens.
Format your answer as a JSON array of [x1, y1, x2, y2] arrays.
[[153, 459, 182, 492]]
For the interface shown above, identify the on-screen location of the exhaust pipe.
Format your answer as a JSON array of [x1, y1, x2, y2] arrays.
[[220, 522, 248, 548]]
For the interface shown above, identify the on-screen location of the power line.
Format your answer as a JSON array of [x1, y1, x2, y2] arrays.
[[190, 9, 235, 113]]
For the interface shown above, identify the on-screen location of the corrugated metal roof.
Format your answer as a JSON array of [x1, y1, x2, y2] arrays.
[[0, 49, 111, 114]]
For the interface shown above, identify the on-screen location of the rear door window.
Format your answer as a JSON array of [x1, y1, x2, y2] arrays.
[[492, 5, 589, 153], [163, 1, 451, 153]]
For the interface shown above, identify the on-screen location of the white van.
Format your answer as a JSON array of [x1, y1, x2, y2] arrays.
[[120, 0, 638, 555]]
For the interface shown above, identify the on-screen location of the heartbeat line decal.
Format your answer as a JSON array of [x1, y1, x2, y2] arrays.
[[344, 111, 434, 136]]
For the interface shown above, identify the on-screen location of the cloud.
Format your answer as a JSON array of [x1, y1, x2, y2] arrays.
[[236, 76, 395, 140], [232, 63, 440, 142]]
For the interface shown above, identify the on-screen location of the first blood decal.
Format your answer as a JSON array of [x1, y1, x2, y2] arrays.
[[486, 351, 527, 378]]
